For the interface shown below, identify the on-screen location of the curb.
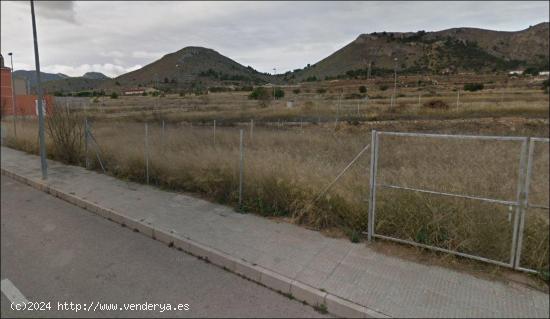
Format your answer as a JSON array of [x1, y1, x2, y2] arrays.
[[1, 166, 389, 318]]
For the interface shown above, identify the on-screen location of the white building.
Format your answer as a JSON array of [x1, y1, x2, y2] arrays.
[[508, 70, 523, 75]]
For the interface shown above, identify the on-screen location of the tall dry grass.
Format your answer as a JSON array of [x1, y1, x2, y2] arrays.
[[2, 117, 548, 275]]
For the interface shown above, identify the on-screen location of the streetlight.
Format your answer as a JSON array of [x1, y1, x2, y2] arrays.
[[30, 0, 47, 179], [272, 67, 276, 97], [391, 57, 398, 108], [7, 52, 16, 138]]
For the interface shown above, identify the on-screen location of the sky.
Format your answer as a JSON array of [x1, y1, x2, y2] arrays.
[[1, 1, 548, 78]]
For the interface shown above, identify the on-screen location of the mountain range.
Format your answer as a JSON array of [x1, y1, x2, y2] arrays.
[[14, 22, 549, 94]]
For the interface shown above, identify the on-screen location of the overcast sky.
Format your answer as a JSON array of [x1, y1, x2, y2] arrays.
[[1, 1, 548, 77]]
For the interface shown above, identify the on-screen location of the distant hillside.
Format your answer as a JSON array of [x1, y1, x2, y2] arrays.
[[13, 70, 69, 87], [82, 72, 110, 80], [287, 22, 549, 82], [41, 77, 106, 95], [14, 70, 110, 94], [100, 46, 271, 92]]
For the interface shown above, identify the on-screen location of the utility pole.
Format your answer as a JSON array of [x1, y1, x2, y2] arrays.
[[155, 73, 159, 109], [456, 88, 460, 111], [30, 0, 47, 179], [8, 53, 16, 138], [367, 61, 372, 80], [391, 57, 398, 109], [272, 67, 276, 98]]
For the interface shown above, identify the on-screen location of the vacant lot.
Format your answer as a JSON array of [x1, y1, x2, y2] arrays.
[[2, 73, 548, 278]]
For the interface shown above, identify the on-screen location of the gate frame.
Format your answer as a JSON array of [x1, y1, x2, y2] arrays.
[[366, 130, 547, 272]]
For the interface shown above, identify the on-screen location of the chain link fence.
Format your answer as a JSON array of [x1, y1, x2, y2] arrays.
[[366, 131, 549, 273]]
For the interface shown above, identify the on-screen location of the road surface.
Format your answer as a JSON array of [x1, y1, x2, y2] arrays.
[[0, 175, 329, 318]]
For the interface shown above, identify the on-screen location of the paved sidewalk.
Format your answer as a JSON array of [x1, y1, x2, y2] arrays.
[[1, 146, 548, 318]]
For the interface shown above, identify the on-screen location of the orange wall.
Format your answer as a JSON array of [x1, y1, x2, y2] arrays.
[[1, 94, 54, 117], [1, 67, 13, 113]]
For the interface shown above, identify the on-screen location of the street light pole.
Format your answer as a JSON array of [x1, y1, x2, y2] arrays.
[[391, 57, 398, 108], [8, 53, 16, 138], [30, 0, 47, 179], [272, 67, 276, 98]]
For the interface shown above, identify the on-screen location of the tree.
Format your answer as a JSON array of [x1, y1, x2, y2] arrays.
[[248, 87, 271, 107], [463, 83, 484, 92], [274, 88, 285, 99], [359, 86, 367, 93], [110, 92, 119, 99], [293, 89, 301, 94]]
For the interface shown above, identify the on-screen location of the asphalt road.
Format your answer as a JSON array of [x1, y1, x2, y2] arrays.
[[0, 175, 329, 318]]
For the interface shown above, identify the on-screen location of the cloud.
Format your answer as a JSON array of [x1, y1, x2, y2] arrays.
[[11, 1, 77, 23], [1, 1, 548, 77]]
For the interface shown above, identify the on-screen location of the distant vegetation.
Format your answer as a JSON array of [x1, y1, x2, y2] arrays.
[[463, 83, 484, 92]]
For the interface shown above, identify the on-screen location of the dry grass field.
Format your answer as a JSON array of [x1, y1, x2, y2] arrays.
[[2, 73, 548, 282]]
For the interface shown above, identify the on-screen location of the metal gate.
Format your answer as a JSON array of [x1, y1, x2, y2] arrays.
[[366, 130, 549, 273]]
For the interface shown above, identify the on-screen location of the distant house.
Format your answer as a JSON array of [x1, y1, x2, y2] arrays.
[[509, 70, 523, 75], [124, 88, 145, 95], [539, 71, 549, 76]]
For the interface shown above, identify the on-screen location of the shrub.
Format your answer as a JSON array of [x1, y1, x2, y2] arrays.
[[293, 89, 301, 94], [46, 105, 85, 165], [344, 93, 365, 100], [379, 84, 389, 91], [463, 83, 484, 92], [422, 99, 449, 109], [524, 67, 540, 76], [359, 85, 367, 93], [316, 88, 327, 94], [248, 87, 270, 100], [274, 88, 285, 99], [542, 79, 549, 94], [142, 91, 148, 96], [110, 92, 119, 99]]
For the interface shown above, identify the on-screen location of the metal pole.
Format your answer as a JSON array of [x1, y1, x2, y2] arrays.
[[84, 118, 89, 169], [250, 119, 254, 140], [31, 0, 47, 180], [514, 138, 535, 268], [213, 119, 216, 145], [509, 137, 529, 267], [391, 58, 398, 109], [145, 122, 149, 185], [367, 130, 379, 241], [238, 129, 244, 208], [8, 53, 17, 138], [418, 92, 421, 106], [456, 89, 460, 111], [335, 92, 341, 127]]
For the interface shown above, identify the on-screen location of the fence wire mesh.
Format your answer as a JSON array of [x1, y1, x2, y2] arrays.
[[369, 131, 548, 273]]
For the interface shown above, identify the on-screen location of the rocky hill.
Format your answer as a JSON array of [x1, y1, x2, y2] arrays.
[[287, 22, 549, 82], [100, 46, 271, 92], [82, 72, 110, 80], [12, 70, 70, 87]]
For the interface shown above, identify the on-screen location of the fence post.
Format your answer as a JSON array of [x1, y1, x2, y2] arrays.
[[250, 119, 254, 140], [213, 119, 216, 145], [510, 137, 529, 267], [238, 129, 244, 209], [456, 89, 460, 111], [84, 118, 89, 169], [513, 137, 533, 269], [367, 130, 379, 241], [145, 122, 149, 185]]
